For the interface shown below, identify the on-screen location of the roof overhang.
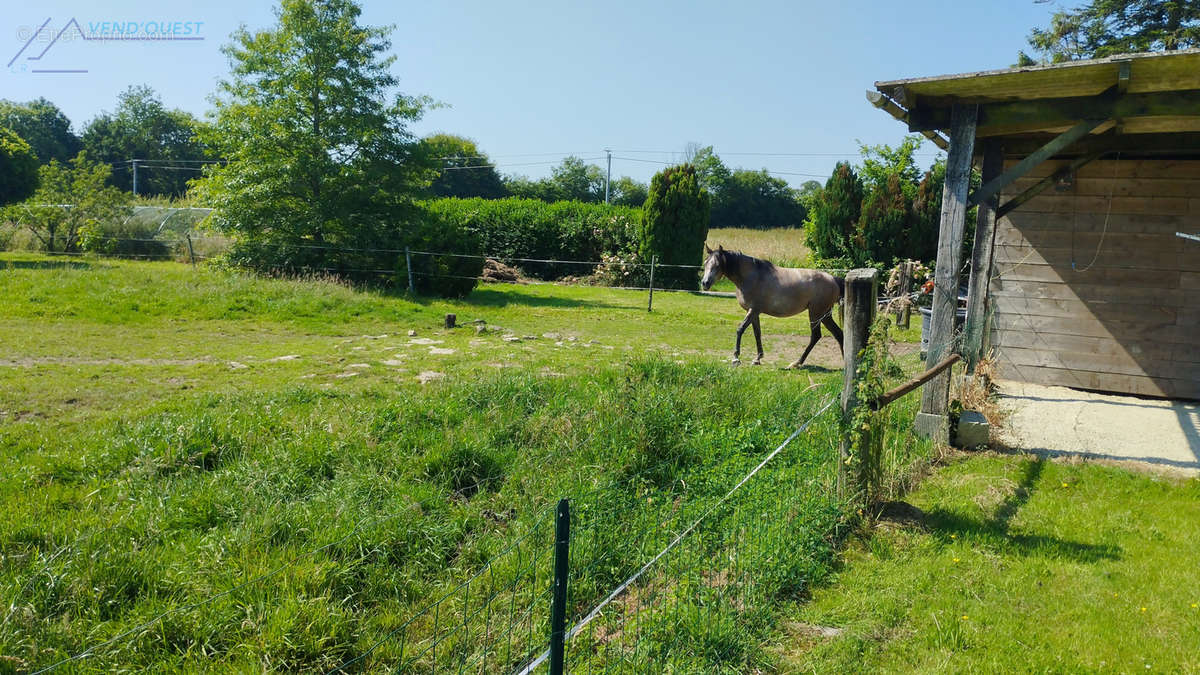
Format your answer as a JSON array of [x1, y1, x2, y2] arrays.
[[871, 49, 1200, 156]]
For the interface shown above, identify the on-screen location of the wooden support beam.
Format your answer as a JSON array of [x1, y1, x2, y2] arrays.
[[1000, 131, 1200, 156], [968, 118, 1106, 208], [963, 140, 1002, 374], [908, 89, 1200, 133], [871, 354, 960, 411], [919, 104, 976, 422], [866, 91, 949, 150], [995, 150, 1106, 218], [1117, 60, 1131, 94], [840, 268, 878, 500]]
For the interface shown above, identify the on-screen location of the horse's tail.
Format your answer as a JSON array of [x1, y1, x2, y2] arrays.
[[833, 274, 846, 301]]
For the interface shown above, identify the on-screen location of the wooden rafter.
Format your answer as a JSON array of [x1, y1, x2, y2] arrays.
[[968, 119, 1108, 208], [864, 91, 949, 150], [995, 150, 1106, 218]]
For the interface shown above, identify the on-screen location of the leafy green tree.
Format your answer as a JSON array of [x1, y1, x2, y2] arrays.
[[639, 164, 710, 289], [1022, 0, 1200, 63], [16, 154, 130, 252], [858, 135, 923, 200], [0, 98, 82, 165], [610, 176, 648, 207], [711, 169, 806, 229], [909, 160, 946, 263], [420, 133, 507, 199], [197, 0, 432, 278], [0, 127, 39, 205], [81, 86, 209, 197], [797, 180, 822, 198], [805, 162, 863, 260], [858, 173, 911, 266], [503, 174, 556, 202], [690, 145, 732, 195], [549, 156, 605, 202]]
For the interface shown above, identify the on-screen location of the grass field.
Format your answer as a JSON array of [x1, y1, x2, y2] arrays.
[[706, 228, 811, 268], [0, 254, 931, 672], [781, 454, 1200, 672]]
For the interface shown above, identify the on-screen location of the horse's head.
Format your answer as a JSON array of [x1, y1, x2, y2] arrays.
[[701, 245, 725, 291]]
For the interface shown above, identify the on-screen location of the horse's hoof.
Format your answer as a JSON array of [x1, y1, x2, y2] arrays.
[[786, 361, 802, 370], [730, 358, 741, 366], [751, 359, 763, 366]]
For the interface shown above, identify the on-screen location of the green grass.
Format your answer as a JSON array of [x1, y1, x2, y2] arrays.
[[0, 253, 934, 672], [781, 453, 1200, 673], [707, 227, 812, 268]]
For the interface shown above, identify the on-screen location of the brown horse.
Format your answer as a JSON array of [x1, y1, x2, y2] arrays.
[[701, 245, 844, 367]]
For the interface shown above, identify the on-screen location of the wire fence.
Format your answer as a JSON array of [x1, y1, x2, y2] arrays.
[[7, 254, 959, 671]]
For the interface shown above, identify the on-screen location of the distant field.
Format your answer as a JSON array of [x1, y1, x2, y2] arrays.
[[707, 227, 811, 267], [0, 254, 929, 672]]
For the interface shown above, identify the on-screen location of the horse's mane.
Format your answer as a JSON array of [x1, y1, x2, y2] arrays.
[[719, 248, 776, 273]]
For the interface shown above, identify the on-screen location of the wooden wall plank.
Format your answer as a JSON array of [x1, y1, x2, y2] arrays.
[[991, 158, 1200, 399]]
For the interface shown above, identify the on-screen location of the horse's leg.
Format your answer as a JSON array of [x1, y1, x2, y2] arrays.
[[789, 317, 822, 369], [751, 313, 764, 365], [733, 309, 756, 365], [821, 314, 844, 352]]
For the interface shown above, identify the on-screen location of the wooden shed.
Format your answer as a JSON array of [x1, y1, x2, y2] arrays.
[[868, 49, 1200, 434]]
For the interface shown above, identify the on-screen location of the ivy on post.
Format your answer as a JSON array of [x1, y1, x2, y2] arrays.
[[839, 268, 878, 501]]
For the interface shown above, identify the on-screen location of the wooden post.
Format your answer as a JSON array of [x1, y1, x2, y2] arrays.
[[839, 268, 878, 500], [963, 139, 1003, 374], [917, 104, 977, 441], [897, 261, 913, 329], [405, 247, 415, 294], [646, 255, 656, 312]]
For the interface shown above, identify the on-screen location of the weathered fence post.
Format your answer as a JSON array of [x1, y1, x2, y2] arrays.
[[405, 247, 415, 294], [185, 233, 196, 267], [963, 139, 1003, 374], [646, 255, 657, 312], [549, 498, 570, 675], [897, 261, 912, 329], [839, 268, 878, 500], [917, 103, 977, 442]]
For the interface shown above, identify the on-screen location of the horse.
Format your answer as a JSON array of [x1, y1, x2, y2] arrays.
[[700, 245, 845, 367]]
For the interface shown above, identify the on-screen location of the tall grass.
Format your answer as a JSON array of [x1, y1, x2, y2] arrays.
[[707, 227, 812, 268]]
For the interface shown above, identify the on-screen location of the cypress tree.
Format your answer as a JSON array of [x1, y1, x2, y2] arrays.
[[639, 164, 710, 290]]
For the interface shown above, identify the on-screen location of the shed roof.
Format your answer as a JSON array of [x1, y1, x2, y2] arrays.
[[872, 49, 1200, 155]]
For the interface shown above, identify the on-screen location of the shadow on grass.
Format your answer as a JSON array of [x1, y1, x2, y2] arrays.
[[0, 259, 93, 271], [924, 458, 1122, 563], [400, 286, 638, 311]]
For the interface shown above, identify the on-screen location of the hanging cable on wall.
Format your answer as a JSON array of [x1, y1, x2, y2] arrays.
[[1072, 150, 1121, 273]]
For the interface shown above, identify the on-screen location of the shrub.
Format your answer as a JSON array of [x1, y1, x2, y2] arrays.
[[639, 164, 710, 290], [858, 173, 911, 267], [804, 162, 862, 262], [0, 126, 38, 206], [398, 208, 483, 298], [79, 214, 171, 260], [421, 198, 641, 280]]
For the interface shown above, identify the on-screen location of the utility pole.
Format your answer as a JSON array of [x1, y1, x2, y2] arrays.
[[604, 148, 611, 204], [132, 159, 139, 197]]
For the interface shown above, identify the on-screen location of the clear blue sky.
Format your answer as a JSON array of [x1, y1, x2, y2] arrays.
[[3, 0, 1060, 187]]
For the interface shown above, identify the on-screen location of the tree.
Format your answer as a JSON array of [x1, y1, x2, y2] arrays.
[[909, 160, 946, 263], [857, 135, 924, 200], [690, 145, 731, 196], [639, 164, 710, 289], [420, 133, 507, 199], [196, 0, 432, 277], [0, 98, 82, 165], [0, 127, 39, 205], [711, 169, 806, 229], [804, 162, 863, 261], [1022, 0, 1200, 63], [858, 173, 911, 266], [549, 156, 605, 202], [16, 154, 130, 252], [610, 176, 648, 207], [81, 86, 209, 197]]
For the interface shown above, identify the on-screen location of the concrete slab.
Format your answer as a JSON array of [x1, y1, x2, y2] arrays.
[[997, 380, 1200, 476]]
